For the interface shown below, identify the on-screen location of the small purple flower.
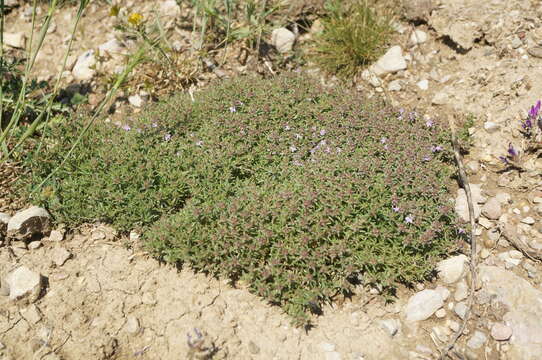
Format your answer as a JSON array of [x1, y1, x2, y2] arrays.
[[295, 133, 302, 139], [151, 122, 158, 128], [320, 129, 327, 136], [426, 119, 434, 128], [284, 125, 291, 131], [392, 205, 400, 212], [457, 228, 465, 234], [380, 137, 387, 144], [423, 155, 431, 161], [195, 140, 203, 147], [431, 145, 443, 152], [229, 106, 236, 113], [499, 156, 510, 165], [507, 143, 519, 158], [408, 111, 417, 122], [522, 117, 533, 131], [529, 100, 541, 119], [384, 144, 389, 150], [122, 124, 131, 131], [290, 145, 298, 153], [405, 214, 414, 224], [164, 133, 172, 141]]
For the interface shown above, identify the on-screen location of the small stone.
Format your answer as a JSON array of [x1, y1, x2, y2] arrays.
[[465, 161, 479, 174], [437, 255, 468, 284], [91, 230, 106, 240], [447, 319, 461, 332], [432, 92, 449, 105], [487, 228, 500, 242], [454, 280, 469, 301], [72, 50, 96, 81], [28, 241, 42, 250], [271, 28, 295, 53], [432, 325, 451, 342], [482, 197, 502, 220], [48, 230, 64, 242], [248, 340, 260, 355], [387, 79, 402, 91], [325, 352, 342, 360], [370, 46, 407, 76], [435, 285, 450, 301], [480, 248, 490, 259], [3, 32, 26, 48], [533, 197, 542, 204], [410, 30, 428, 45], [320, 342, 335, 352], [483, 121, 500, 133], [521, 217, 535, 225], [454, 302, 468, 320], [435, 308, 446, 318], [379, 318, 400, 336], [5, 266, 43, 303], [405, 289, 444, 321], [508, 250, 523, 260], [496, 192, 511, 204], [416, 79, 429, 90], [7, 206, 51, 240], [491, 323, 512, 341], [467, 330, 487, 349], [478, 217, 493, 229], [361, 69, 381, 87], [455, 187, 482, 222], [20, 304, 42, 324], [128, 94, 144, 108], [98, 39, 124, 58], [528, 46, 542, 58], [511, 36, 522, 49], [124, 316, 140, 334], [52, 247, 71, 266]]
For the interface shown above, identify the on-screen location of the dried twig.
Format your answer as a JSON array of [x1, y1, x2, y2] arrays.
[[439, 114, 478, 359]]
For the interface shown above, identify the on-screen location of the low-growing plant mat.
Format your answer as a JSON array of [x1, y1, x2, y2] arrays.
[[24, 74, 459, 325]]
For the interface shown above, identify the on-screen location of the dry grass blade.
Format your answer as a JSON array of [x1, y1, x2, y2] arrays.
[[439, 114, 478, 359]]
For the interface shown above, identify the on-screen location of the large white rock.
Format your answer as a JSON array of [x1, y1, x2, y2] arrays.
[[72, 50, 97, 81], [7, 206, 51, 240], [436, 255, 468, 284], [404, 289, 444, 321], [271, 28, 295, 53], [454, 184, 485, 222], [3, 32, 26, 48], [480, 266, 542, 359], [5, 266, 43, 303], [370, 46, 407, 76]]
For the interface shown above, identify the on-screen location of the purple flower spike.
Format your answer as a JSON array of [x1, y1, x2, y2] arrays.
[[529, 100, 541, 119], [507, 143, 519, 158], [522, 117, 533, 130]]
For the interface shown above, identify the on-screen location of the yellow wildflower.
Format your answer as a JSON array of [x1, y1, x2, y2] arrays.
[[128, 13, 143, 26]]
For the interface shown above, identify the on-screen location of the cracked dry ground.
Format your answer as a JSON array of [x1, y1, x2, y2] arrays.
[[0, 224, 414, 360]]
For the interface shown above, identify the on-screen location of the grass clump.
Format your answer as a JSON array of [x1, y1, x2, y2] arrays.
[[24, 74, 458, 325], [313, 0, 393, 77]]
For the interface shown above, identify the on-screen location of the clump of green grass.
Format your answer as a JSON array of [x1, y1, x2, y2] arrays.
[[313, 0, 393, 77], [23, 74, 459, 325]]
